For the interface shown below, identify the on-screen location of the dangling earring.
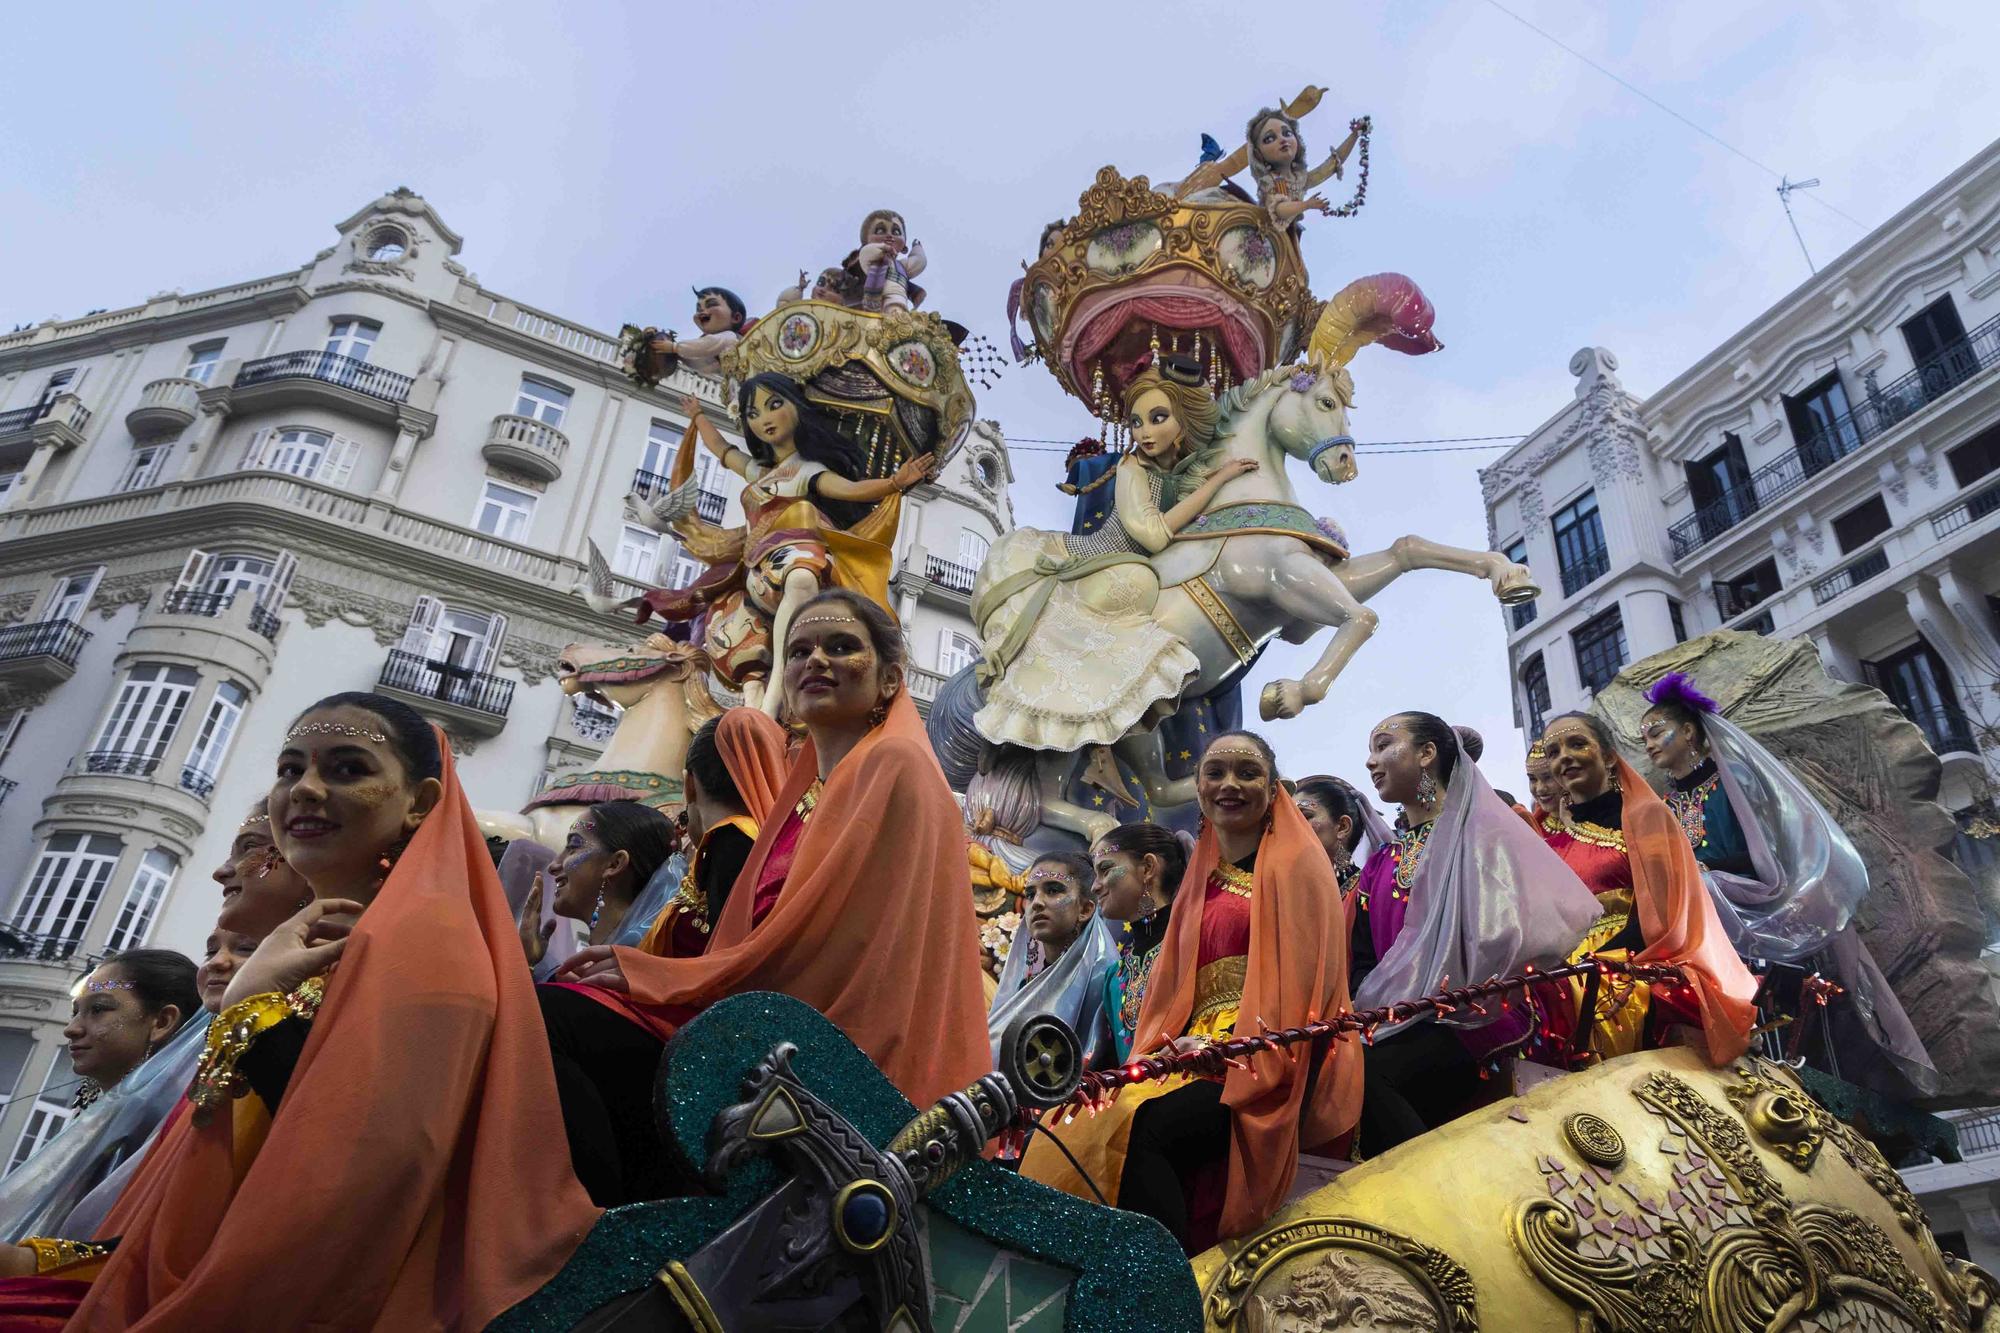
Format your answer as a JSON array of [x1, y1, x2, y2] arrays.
[[1416, 771, 1441, 806], [590, 889, 606, 929], [375, 838, 409, 886], [868, 699, 889, 728]]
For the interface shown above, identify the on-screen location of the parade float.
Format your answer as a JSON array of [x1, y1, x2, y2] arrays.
[[493, 90, 2000, 1331]]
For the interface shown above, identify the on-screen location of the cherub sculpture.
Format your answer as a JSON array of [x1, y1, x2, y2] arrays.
[[1174, 86, 1369, 231], [844, 209, 926, 313], [645, 286, 752, 378]]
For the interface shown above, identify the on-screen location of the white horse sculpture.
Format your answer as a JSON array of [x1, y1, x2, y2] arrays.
[[475, 635, 721, 847], [965, 298, 1536, 840]]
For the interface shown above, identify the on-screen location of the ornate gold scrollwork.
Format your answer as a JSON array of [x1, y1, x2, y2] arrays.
[[1724, 1059, 1830, 1172], [1203, 1217, 1478, 1331], [1561, 1112, 1625, 1169]]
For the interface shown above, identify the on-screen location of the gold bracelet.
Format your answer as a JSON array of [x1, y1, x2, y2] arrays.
[[189, 977, 327, 1117], [24, 1236, 111, 1274]]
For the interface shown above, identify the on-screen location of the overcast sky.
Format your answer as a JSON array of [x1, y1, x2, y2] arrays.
[[5, 1, 1997, 802]]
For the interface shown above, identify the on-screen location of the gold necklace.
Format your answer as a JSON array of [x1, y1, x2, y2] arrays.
[[794, 779, 824, 821], [1214, 860, 1254, 898], [1561, 813, 1626, 851]]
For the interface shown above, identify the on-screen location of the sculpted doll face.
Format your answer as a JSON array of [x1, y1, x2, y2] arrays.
[[1197, 737, 1275, 842], [1090, 846, 1157, 922], [863, 212, 907, 255], [1364, 716, 1436, 807], [693, 291, 736, 334], [1640, 708, 1704, 778], [742, 387, 799, 453], [1255, 117, 1299, 169], [1127, 387, 1185, 463], [810, 268, 844, 302], [270, 704, 440, 899], [783, 609, 898, 730], [1543, 718, 1614, 803]]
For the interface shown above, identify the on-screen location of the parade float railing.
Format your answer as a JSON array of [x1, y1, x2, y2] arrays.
[[1669, 310, 2000, 559]]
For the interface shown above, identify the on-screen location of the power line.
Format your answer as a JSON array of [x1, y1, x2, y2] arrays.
[[1002, 434, 1523, 455], [1480, 0, 1870, 231]]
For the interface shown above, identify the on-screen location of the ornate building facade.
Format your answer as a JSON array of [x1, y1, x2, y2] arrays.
[[1479, 141, 2000, 1259], [0, 191, 1008, 1164]]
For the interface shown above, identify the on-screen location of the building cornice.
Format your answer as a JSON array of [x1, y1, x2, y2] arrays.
[[0, 280, 313, 373]]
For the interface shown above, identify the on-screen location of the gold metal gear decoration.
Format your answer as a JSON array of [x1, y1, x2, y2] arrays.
[[1560, 1112, 1626, 1170]]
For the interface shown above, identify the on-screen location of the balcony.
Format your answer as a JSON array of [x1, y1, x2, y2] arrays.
[[482, 414, 570, 483], [906, 664, 948, 716], [178, 765, 218, 801], [1901, 703, 1978, 758], [926, 556, 978, 596], [0, 395, 92, 453], [84, 750, 160, 777], [630, 469, 726, 522], [125, 377, 203, 438], [249, 605, 281, 642], [233, 350, 413, 413], [0, 617, 90, 687], [160, 589, 232, 618], [0, 923, 98, 970], [1557, 545, 1610, 597], [1932, 478, 2000, 539], [569, 697, 620, 744], [1712, 582, 1776, 625], [1668, 311, 2000, 559], [377, 648, 514, 737], [1810, 548, 1890, 605]]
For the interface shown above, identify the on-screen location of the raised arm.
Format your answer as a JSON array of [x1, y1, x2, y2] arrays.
[[811, 451, 936, 504], [678, 393, 755, 481], [1303, 123, 1363, 190]]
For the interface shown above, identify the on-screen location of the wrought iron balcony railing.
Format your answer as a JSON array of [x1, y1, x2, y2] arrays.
[[0, 618, 90, 667], [925, 556, 978, 595], [1667, 311, 2000, 559], [249, 605, 282, 641], [179, 765, 218, 800], [378, 649, 514, 718], [235, 349, 413, 404], [161, 589, 232, 617], [85, 750, 161, 777], [1557, 545, 1610, 597], [629, 469, 726, 523], [1901, 702, 1978, 757], [1810, 548, 1890, 605], [1932, 478, 2000, 539]]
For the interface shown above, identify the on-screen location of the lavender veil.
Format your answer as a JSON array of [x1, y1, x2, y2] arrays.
[[1354, 736, 1602, 1037]]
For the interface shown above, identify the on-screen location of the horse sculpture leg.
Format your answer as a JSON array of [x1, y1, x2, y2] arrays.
[[1032, 752, 1120, 844], [1113, 731, 1196, 815], [1245, 549, 1381, 721], [1337, 535, 1535, 604]]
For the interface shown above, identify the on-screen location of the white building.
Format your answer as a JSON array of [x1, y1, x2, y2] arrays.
[[1479, 140, 2000, 1260], [0, 189, 1008, 1163]]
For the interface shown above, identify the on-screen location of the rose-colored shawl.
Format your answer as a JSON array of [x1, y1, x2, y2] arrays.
[[72, 732, 598, 1331], [1617, 755, 1758, 1065], [1130, 790, 1363, 1239], [609, 693, 990, 1111]]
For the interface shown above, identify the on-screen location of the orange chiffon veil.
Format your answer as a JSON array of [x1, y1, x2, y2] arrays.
[[1131, 790, 1363, 1239], [1617, 755, 1759, 1064], [610, 692, 990, 1112], [73, 731, 598, 1331]]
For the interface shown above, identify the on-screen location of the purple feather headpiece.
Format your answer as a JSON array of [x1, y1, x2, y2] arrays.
[[1646, 671, 1718, 715]]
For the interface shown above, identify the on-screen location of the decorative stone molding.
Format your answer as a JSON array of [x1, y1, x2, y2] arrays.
[[0, 685, 51, 712], [289, 576, 412, 647], [57, 800, 141, 820], [442, 726, 479, 758], [0, 993, 54, 1014], [499, 636, 563, 686], [160, 814, 202, 839], [91, 570, 172, 619], [486, 463, 549, 494], [0, 592, 34, 626]]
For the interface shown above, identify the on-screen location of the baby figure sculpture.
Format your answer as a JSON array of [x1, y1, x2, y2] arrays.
[[848, 208, 927, 313]]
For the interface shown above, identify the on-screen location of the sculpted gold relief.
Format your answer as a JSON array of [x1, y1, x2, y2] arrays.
[[1190, 1050, 2000, 1332]]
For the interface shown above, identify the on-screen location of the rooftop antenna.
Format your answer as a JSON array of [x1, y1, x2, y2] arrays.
[[1778, 176, 1820, 274]]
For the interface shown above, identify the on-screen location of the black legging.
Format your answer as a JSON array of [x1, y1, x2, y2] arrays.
[[1357, 1020, 1478, 1155], [1116, 1080, 1229, 1249], [538, 984, 674, 1206]]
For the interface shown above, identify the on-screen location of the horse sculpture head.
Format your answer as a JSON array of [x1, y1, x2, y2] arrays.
[[1266, 362, 1357, 485], [555, 634, 722, 727]]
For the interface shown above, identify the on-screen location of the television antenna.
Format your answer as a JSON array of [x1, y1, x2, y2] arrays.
[[1778, 176, 1820, 274]]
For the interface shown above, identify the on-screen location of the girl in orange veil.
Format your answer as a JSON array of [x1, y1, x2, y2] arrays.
[[1022, 731, 1362, 1251], [61, 693, 597, 1331]]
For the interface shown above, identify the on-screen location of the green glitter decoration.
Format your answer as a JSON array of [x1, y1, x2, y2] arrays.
[[494, 992, 1200, 1332]]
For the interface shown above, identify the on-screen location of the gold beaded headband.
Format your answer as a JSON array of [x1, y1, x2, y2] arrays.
[[1204, 743, 1268, 765], [790, 613, 859, 632], [1027, 868, 1082, 889], [285, 720, 387, 743], [1527, 739, 1549, 762], [86, 978, 136, 993], [239, 812, 269, 827]]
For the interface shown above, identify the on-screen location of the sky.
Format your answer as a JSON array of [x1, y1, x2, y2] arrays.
[[4, 0, 1998, 800]]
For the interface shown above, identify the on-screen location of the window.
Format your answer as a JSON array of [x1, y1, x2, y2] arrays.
[[1505, 538, 1537, 629], [8, 1049, 80, 1172], [324, 318, 380, 363], [1870, 640, 1971, 756], [118, 443, 171, 492], [1572, 607, 1628, 694], [35, 368, 80, 407], [1949, 807, 2000, 883], [1783, 371, 1861, 469], [1521, 653, 1551, 738], [181, 681, 247, 797], [1685, 434, 1757, 538], [1668, 599, 1688, 643], [183, 341, 225, 384], [399, 598, 509, 676], [105, 849, 175, 954], [513, 376, 571, 427], [938, 630, 980, 677], [668, 552, 704, 590], [614, 525, 661, 581], [14, 832, 122, 941], [92, 663, 199, 766], [43, 569, 102, 623], [472, 480, 536, 541], [0, 711, 24, 770], [1901, 296, 1976, 394], [0, 469, 23, 502], [1832, 496, 1891, 554], [958, 529, 991, 570], [245, 427, 363, 486], [1715, 558, 1782, 621], [205, 554, 275, 601], [641, 419, 680, 476], [1551, 491, 1609, 596], [364, 227, 408, 262], [0, 1030, 32, 1105], [1948, 424, 2000, 490]]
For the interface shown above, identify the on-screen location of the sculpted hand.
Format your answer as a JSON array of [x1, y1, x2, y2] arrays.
[[1215, 458, 1260, 482], [796, 269, 809, 291], [677, 393, 702, 418], [1304, 193, 1332, 215], [553, 945, 628, 992], [892, 453, 934, 491], [222, 899, 362, 1008]]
